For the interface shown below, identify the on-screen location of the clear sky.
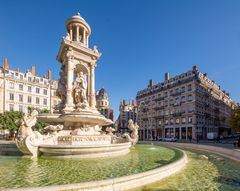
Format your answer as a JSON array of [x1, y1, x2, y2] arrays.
[[0, 0, 240, 119]]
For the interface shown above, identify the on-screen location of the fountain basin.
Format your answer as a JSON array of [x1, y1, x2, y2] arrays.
[[61, 111, 113, 126], [39, 142, 132, 159], [0, 145, 185, 190]]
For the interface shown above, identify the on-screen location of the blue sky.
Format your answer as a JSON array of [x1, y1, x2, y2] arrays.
[[0, 0, 240, 118]]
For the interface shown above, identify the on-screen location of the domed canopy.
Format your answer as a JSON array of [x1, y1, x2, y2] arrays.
[[96, 88, 109, 100], [66, 12, 91, 35]]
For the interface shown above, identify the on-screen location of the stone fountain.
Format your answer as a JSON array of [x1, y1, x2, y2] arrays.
[[15, 13, 138, 159]]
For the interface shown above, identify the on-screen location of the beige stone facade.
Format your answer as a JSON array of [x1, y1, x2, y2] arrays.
[[136, 66, 236, 141], [0, 58, 60, 114], [117, 100, 138, 133]]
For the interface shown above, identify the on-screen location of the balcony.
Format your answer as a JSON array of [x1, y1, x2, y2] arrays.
[[153, 105, 165, 110], [153, 96, 164, 101], [170, 91, 182, 96]]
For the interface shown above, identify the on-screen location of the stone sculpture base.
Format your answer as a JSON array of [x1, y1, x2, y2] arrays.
[[39, 142, 131, 159], [57, 135, 112, 145]]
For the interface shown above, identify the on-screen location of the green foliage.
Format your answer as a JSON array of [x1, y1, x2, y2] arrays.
[[34, 121, 48, 133], [0, 111, 49, 138], [27, 107, 50, 114], [0, 111, 24, 131], [230, 106, 240, 131]]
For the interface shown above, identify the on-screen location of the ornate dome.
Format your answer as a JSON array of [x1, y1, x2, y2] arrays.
[[66, 12, 91, 35], [96, 88, 109, 100]]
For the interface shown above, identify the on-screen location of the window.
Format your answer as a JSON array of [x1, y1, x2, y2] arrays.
[[9, 104, 14, 111], [20, 74, 23, 80], [188, 105, 193, 112], [43, 98, 47, 105], [28, 96, 32, 103], [36, 97, 40, 104], [28, 77, 32, 82], [188, 95, 193, 101], [28, 86, 32, 92], [165, 119, 168, 125], [19, 105, 23, 112], [43, 89, 47, 95], [19, 84, 23, 91], [176, 118, 180, 124], [188, 116, 193, 123], [9, 82, 14, 89], [181, 86, 185, 92], [175, 98, 180, 104], [187, 84, 192, 91], [19, 95, 23, 102], [164, 92, 168, 97], [36, 87, 40, 94], [182, 117, 186, 124], [9, 93, 14, 100], [170, 118, 174, 124], [181, 96, 186, 103]]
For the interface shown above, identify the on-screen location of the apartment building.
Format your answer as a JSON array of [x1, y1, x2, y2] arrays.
[[136, 66, 236, 141], [117, 99, 138, 133], [0, 58, 60, 113]]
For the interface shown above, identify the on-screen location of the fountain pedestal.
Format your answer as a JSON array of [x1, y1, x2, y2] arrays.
[[15, 13, 138, 159]]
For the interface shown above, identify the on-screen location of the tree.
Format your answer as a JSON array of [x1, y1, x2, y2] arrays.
[[0, 111, 48, 139], [0, 111, 23, 131], [230, 106, 240, 132]]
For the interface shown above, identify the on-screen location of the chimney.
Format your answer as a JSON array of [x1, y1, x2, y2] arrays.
[[3, 58, 9, 70], [47, 69, 52, 80], [123, 99, 126, 105], [165, 72, 170, 81], [31, 66, 36, 76], [149, 79, 154, 87]]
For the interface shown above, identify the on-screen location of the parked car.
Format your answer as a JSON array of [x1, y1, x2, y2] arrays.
[[162, 137, 178, 142]]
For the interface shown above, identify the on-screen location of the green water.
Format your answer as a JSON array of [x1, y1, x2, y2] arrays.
[[0, 144, 181, 189], [132, 149, 240, 191]]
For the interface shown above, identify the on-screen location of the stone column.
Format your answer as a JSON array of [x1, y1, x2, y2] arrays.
[[70, 25, 73, 40], [179, 127, 182, 140], [89, 63, 96, 108], [64, 49, 75, 112], [186, 127, 188, 141], [83, 29, 86, 45], [86, 35, 89, 47], [76, 25, 79, 42]]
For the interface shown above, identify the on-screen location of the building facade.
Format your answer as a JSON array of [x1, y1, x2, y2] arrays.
[[96, 88, 113, 121], [117, 99, 137, 133], [0, 58, 60, 114], [136, 66, 236, 141]]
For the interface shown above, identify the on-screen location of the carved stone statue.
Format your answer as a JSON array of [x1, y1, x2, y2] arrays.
[[16, 110, 43, 157], [106, 126, 115, 135], [56, 65, 67, 108], [65, 32, 71, 40], [122, 119, 139, 146], [72, 71, 89, 110], [16, 110, 64, 157]]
